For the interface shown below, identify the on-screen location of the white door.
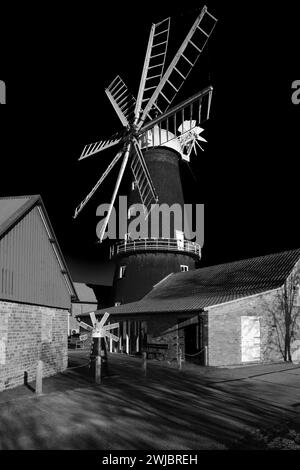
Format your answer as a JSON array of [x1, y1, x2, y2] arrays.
[[241, 316, 261, 362], [292, 340, 300, 362]]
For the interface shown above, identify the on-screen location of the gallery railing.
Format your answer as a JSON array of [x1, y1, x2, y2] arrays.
[[110, 238, 201, 259]]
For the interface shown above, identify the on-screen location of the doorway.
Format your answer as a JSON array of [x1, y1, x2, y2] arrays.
[[184, 318, 205, 365], [241, 316, 261, 363]]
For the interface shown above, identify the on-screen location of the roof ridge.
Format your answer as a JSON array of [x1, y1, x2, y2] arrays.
[[0, 194, 40, 200], [167, 248, 300, 280], [200, 248, 300, 269], [0, 195, 41, 238]]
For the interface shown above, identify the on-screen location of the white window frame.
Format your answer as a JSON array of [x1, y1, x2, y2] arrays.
[[180, 265, 189, 272], [119, 266, 126, 279], [115, 302, 121, 306]]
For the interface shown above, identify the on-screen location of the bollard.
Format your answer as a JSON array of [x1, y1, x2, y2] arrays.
[[0, 80, 6, 104], [142, 351, 147, 377], [204, 345, 208, 366], [95, 356, 102, 384], [35, 360, 43, 395], [178, 348, 182, 370], [95, 337, 102, 384]]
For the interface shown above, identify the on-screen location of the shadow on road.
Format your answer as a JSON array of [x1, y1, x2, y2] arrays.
[[0, 351, 299, 450]]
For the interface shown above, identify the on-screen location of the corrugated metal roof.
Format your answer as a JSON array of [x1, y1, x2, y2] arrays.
[[79, 249, 300, 317], [73, 283, 98, 303], [0, 195, 39, 238], [0, 194, 78, 303]]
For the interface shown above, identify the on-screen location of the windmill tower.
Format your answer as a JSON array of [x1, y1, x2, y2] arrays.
[[74, 6, 217, 309]]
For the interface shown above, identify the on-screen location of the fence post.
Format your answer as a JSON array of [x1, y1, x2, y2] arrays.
[[142, 351, 147, 377], [36, 360, 43, 395], [204, 345, 208, 366], [178, 348, 183, 370], [95, 338, 102, 384]]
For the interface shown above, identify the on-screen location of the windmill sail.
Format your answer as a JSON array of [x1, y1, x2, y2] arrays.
[[138, 6, 217, 127], [97, 144, 132, 243], [130, 139, 158, 215], [79, 131, 124, 161], [106, 76, 137, 127], [74, 151, 124, 218], [134, 17, 170, 122], [139, 86, 213, 150], [74, 8, 217, 226]]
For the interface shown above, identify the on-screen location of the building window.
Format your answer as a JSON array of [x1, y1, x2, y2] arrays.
[[118, 266, 126, 279], [115, 302, 121, 306], [180, 265, 189, 272]]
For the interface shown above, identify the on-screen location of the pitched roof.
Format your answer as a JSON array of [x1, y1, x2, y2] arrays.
[[0, 194, 78, 301], [81, 248, 300, 317], [0, 195, 40, 238], [73, 283, 98, 303]]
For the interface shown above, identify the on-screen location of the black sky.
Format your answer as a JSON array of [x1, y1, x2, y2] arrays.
[[0, 1, 299, 285]]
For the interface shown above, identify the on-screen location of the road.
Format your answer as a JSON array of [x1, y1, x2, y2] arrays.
[[0, 350, 299, 449]]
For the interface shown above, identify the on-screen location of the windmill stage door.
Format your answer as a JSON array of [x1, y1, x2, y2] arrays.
[[176, 230, 184, 250], [241, 316, 261, 363]]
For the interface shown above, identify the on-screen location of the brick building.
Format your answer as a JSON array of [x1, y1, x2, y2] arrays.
[[0, 195, 77, 391], [78, 249, 300, 366]]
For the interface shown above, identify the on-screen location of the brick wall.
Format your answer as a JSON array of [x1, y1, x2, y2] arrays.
[[148, 287, 300, 367], [207, 289, 300, 367], [0, 301, 68, 392]]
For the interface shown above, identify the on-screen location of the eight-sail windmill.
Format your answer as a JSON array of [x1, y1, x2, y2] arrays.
[[74, 5, 217, 243]]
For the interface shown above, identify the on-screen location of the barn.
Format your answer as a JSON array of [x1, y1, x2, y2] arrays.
[[78, 249, 300, 366], [0, 195, 77, 391]]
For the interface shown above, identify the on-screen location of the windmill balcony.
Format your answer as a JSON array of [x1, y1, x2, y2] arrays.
[[110, 238, 201, 259]]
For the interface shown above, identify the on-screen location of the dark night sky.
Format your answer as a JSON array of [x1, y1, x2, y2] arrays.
[[0, 1, 299, 285]]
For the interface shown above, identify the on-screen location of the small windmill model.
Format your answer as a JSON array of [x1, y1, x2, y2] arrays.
[[74, 5, 217, 242]]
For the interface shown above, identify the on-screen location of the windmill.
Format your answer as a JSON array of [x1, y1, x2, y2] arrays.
[[74, 5, 217, 246]]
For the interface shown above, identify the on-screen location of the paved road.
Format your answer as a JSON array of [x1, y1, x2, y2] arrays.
[[0, 351, 299, 449]]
